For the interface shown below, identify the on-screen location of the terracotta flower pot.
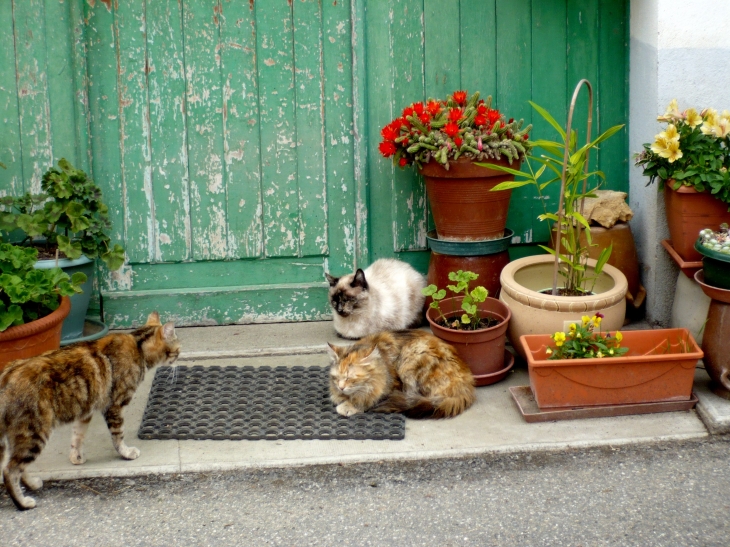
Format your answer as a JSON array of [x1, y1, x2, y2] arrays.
[[419, 157, 519, 241], [694, 270, 730, 396], [0, 296, 71, 370], [664, 182, 730, 262], [426, 296, 512, 386], [520, 328, 702, 409], [499, 255, 628, 359]]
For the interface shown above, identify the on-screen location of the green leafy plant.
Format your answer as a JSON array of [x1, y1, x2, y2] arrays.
[[634, 100, 730, 207], [481, 101, 624, 295], [0, 158, 125, 270], [0, 242, 86, 331], [422, 270, 494, 331], [546, 313, 629, 360], [378, 90, 532, 170]]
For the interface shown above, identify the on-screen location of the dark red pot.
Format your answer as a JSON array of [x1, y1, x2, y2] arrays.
[[420, 157, 518, 242]]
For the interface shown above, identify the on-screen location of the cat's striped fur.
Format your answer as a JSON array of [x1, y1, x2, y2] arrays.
[[327, 330, 475, 419], [0, 312, 180, 510]]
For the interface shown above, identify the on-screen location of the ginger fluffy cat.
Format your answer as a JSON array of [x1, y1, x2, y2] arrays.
[[328, 330, 475, 419], [0, 312, 180, 510]]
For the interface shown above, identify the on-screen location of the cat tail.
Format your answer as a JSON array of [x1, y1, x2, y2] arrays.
[[371, 392, 438, 419]]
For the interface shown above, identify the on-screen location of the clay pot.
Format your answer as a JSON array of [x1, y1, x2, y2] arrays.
[[426, 296, 512, 386], [499, 255, 628, 359], [694, 239, 730, 290], [694, 270, 730, 397], [420, 157, 518, 241], [664, 182, 730, 262], [0, 296, 71, 370], [520, 328, 702, 409]]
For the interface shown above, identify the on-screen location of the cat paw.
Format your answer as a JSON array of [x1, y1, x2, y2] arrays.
[[15, 495, 37, 510], [336, 402, 359, 417], [119, 446, 140, 460], [69, 450, 86, 465], [21, 475, 43, 491]]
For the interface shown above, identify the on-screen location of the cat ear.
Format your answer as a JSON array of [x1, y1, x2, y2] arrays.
[[162, 322, 176, 341], [360, 346, 380, 365], [352, 269, 368, 289], [325, 273, 339, 287], [146, 311, 161, 326], [326, 342, 343, 362]]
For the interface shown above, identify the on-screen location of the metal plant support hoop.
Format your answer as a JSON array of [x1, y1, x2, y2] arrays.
[[552, 79, 594, 295]]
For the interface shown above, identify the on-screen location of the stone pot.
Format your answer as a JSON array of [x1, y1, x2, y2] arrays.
[[419, 157, 518, 242], [664, 182, 730, 262], [0, 296, 71, 369], [426, 296, 512, 386], [499, 255, 628, 359]]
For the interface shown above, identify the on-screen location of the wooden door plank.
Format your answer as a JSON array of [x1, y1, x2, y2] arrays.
[[598, 0, 628, 193], [460, 0, 496, 96], [323, 0, 357, 273], [220, 0, 264, 259], [0, 0, 24, 196], [115, 0, 153, 264], [69, 0, 92, 175], [496, 0, 533, 244], [425, 0, 460, 100], [12, 0, 53, 193], [256, 1, 299, 258], [146, 0, 191, 262], [391, 0, 426, 252], [184, 0, 228, 261]]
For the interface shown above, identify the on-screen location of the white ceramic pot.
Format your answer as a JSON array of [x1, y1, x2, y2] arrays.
[[499, 254, 628, 359]]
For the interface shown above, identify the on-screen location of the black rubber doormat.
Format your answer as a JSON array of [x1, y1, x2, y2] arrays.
[[138, 365, 405, 441]]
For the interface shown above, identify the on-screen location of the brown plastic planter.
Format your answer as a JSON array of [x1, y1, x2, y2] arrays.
[[427, 296, 512, 386], [664, 183, 730, 262], [520, 328, 702, 409], [420, 157, 518, 241], [0, 296, 70, 370]]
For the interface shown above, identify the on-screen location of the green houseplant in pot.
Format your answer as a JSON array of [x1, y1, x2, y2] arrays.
[[379, 90, 532, 241], [635, 100, 730, 262], [481, 80, 628, 359], [0, 242, 85, 368], [0, 159, 125, 341], [423, 270, 512, 386]]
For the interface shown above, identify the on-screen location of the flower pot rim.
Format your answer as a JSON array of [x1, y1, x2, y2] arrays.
[[499, 254, 628, 308], [694, 269, 730, 303], [426, 295, 511, 334], [520, 328, 703, 368], [35, 254, 94, 270], [0, 296, 71, 343], [418, 156, 521, 178], [694, 238, 730, 262]]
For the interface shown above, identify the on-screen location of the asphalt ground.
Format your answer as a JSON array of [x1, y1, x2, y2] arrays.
[[2, 437, 728, 547]]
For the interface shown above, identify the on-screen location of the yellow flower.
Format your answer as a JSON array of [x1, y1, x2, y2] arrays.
[[615, 331, 623, 342], [582, 315, 591, 325], [593, 315, 602, 326], [609, 349, 615, 355], [665, 139, 683, 163], [663, 124, 679, 140], [685, 108, 703, 128], [569, 323, 577, 332], [713, 117, 730, 138], [702, 109, 719, 135], [596, 351, 604, 358], [657, 99, 681, 121], [553, 332, 566, 347], [651, 134, 683, 162], [545, 347, 553, 355]]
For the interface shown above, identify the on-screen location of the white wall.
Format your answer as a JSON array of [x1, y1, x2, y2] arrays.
[[629, 0, 730, 325]]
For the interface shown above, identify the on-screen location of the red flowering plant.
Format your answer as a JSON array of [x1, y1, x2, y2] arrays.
[[378, 90, 532, 170]]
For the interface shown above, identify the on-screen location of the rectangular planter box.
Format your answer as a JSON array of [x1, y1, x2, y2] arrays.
[[520, 328, 703, 409]]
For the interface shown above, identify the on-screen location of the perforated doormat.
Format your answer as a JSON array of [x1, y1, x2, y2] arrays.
[[137, 365, 406, 441]]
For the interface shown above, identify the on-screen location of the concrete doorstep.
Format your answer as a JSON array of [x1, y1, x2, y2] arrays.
[[26, 321, 725, 482]]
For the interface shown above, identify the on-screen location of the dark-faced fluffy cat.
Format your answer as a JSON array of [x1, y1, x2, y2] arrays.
[[327, 330, 475, 419], [0, 312, 180, 510], [325, 258, 426, 339]]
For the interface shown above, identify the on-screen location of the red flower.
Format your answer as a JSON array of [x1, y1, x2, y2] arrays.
[[380, 123, 399, 142], [418, 113, 431, 126], [452, 90, 467, 105], [427, 101, 441, 116], [508, 118, 514, 124], [487, 109, 501, 125], [454, 137, 463, 147], [448, 108, 463, 122], [403, 106, 415, 118], [523, 134, 529, 141], [413, 102, 425, 116], [402, 137, 409, 146], [399, 157, 409, 167], [379, 141, 398, 157], [474, 114, 487, 127], [443, 122, 460, 138]]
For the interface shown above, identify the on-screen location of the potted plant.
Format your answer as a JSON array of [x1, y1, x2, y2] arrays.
[[422, 270, 512, 386], [0, 159, 125, 341], [635, 100, 730, 262], [482, 81, 628, 358], [520, 316, 702, 409], [379, 90, 532, 241], [696, 224, 730, 289], [0, 242, 85, 368]]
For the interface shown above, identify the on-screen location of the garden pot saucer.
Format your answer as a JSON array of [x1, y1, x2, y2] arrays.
[[661, 239, 702, 279], [694, 270, 730, 304], [473, 350, 515, 387], [60, 318, 110, 346]]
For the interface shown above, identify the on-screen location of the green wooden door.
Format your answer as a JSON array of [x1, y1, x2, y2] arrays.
[[0, 0, 628, 327]]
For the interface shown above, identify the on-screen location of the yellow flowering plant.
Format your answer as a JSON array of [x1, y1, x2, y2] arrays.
[[545, 312, 629, 360], [635, 100, 730, 206]]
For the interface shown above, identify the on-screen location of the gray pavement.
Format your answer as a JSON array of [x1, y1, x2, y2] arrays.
[[2, 437, 729, 546]]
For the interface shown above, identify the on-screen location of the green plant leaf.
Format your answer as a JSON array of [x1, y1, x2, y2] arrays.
[[101, 244, 125, 271], [470, 286, 488, 303], [57, 235, 83, 260], [529, 101, 567, 141], [422, 284, 437, 297], [594, 243, 613, 274], [461, 314, 471, 324]]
